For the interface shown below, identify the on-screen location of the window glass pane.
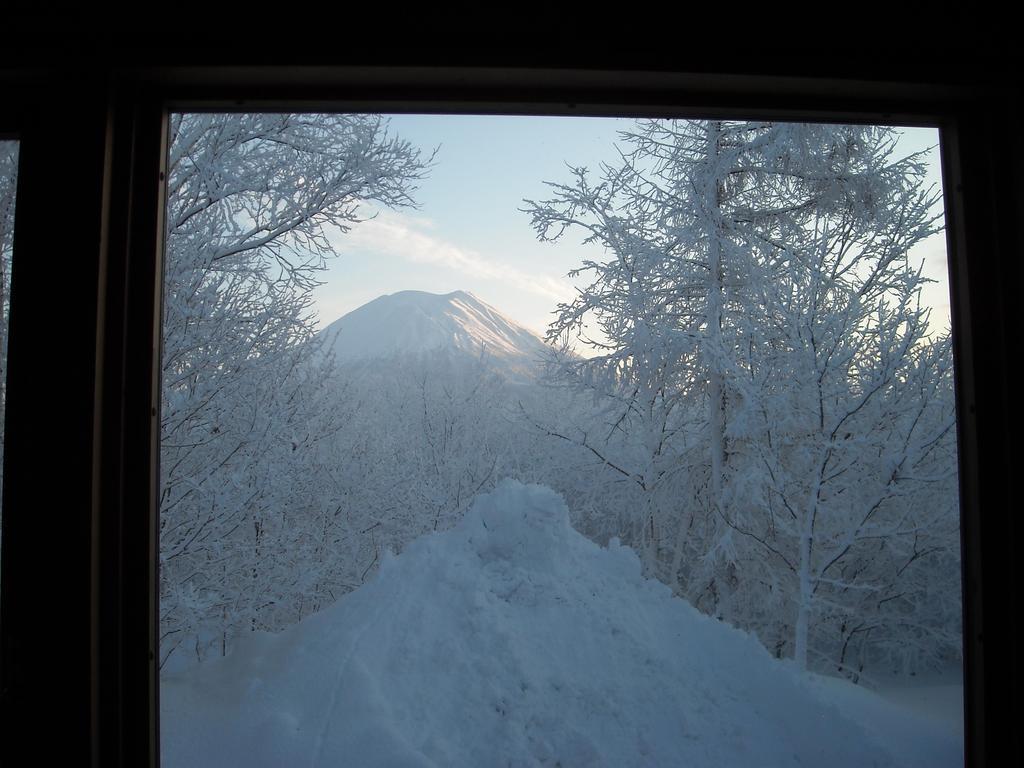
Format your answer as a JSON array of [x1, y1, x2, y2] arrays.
[[0, 139, 19, 574], [158, 116, 962, 767]]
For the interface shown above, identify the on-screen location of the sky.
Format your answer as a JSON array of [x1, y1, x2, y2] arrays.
[[311, 116, 951, 342]]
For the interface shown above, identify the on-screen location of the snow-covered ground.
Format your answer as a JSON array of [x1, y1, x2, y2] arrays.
[[161, 481, 963, 767], [870, 667, 964, 738]]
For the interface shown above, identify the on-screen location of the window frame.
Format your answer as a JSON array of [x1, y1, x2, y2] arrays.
[[0, 61, 1018, 767]]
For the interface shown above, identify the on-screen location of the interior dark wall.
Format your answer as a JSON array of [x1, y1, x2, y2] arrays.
[[0, 72, 110, 762], [0, 58, 1018, 767]]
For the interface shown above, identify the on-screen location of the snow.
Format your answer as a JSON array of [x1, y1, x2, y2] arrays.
[[873, 669, 964, 738], [802, 673, 963, 765], [161, 480, 962, 767], [319, 290, 552, 375]]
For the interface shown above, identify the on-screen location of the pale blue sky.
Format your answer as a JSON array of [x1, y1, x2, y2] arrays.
[[312, 116, 949, 342]]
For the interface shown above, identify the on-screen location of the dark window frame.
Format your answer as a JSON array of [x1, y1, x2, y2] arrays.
[[0, 61, 1018, 767]]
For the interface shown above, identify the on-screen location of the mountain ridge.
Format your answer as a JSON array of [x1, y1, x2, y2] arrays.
[[318, 290, 553, 377]]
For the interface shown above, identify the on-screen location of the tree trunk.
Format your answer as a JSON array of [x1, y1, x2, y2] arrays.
[[794, 487, 820, 672], [704, 122, 727, 515]]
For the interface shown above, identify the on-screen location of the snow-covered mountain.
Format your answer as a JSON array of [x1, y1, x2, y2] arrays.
[[319, 290, 553, 378]]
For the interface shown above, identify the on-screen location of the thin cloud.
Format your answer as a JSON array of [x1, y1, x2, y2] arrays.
[[332, 208, 573, 305]]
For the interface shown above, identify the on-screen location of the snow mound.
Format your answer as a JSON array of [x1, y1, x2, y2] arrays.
[[467, 481, 572, 568], [161, 481, 961, 767]]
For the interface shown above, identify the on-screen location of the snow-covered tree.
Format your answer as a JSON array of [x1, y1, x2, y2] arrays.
[[522, 155, 709, 577], [159, 114, 430, 665], [718, 166, 957, 671], [525, 120, 959, 674], [314, 348, 521, 588]]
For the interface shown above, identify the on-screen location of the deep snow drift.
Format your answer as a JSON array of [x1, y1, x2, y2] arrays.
[[161, 481, 962, 767]]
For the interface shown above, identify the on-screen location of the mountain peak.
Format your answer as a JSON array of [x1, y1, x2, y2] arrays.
[[320, 290, 551, 375]]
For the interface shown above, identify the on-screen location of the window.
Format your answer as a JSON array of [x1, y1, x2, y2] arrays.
[[157, 113, 964, 766], [0, 138, 18, 582], [0, 62, 1018, 767]]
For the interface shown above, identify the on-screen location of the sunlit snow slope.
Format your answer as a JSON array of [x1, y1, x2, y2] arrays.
[[319, 290, 552, 377], [161, 481, 962, 768]]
